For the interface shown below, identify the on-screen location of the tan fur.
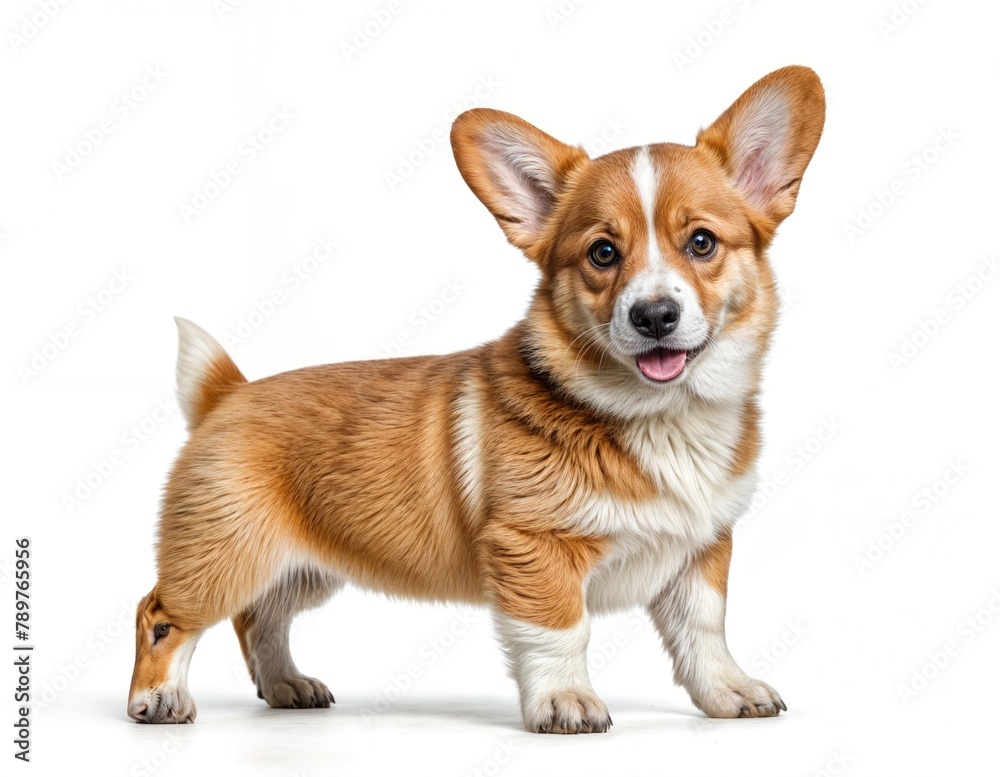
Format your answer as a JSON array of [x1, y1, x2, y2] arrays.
[[189, 353, 246, 428], [129, 66, 825, 727], [731, 401, 762, 478], [155, 337, 643, 614], [697, 531, 734, 597], [481, 524, 607, 629]]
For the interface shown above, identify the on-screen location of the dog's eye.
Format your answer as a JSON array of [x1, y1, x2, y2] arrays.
[[588, 240, 619, 268], [689, 230, 717, 259], [154, 622, 170, 641]]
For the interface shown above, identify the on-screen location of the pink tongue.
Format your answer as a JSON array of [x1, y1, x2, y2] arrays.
[[637, 348, 687, 382]]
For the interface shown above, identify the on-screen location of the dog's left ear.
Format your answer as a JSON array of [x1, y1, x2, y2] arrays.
[[697, 65, 825, 227], [451, 108, 588, 259]]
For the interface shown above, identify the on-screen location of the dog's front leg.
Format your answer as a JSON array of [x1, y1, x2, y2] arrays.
[[485, 528, 611, 734], [493, 611, 610, 734], [648, 531, 786, 718]]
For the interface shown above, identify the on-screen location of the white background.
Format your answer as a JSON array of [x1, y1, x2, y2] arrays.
[[3, 0, 999, 775]]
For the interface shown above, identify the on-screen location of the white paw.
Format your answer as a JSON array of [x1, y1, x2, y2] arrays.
[[522, 690, 612, 734], [693, 675, 786, 718]]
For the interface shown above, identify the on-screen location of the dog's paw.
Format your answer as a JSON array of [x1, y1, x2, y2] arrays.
[[522, 690, 612, 734], [694, 675, 785, 719], [259, 674, 334, 709]]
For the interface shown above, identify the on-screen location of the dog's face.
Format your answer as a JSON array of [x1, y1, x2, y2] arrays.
[[452, 67, 824, 416], [127, 590, 197, 723]]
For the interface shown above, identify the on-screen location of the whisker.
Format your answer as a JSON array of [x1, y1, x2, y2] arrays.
[[705, 330, 748, 379], [563, 323, 611, 378], [561, 323, 610, 358]]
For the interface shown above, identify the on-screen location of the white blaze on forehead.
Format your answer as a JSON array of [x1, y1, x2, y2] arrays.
[[630, 146, 661, 269], [607, 146, 711, 367]]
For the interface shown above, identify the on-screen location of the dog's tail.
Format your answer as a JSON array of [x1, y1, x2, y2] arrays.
[[173, 317, 247, 431]]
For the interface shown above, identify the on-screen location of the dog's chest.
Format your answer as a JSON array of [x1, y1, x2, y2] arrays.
[[579, 403, 756, 612]]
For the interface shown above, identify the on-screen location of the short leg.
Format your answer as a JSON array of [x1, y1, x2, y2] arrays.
[[484, 526, 611, 734], [232, 567, 341, 709], [647, 531, 785, 718], [494, 611, 611, 734], [130, 443, 330, 723]]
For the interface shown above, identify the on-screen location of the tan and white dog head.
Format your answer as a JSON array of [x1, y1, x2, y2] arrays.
[[127, 589, 198, 723], [451, 66, 825, 417]]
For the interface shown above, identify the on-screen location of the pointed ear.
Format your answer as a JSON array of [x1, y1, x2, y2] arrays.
[[697, 65, 825, 226], [450, 108, 588, 256]]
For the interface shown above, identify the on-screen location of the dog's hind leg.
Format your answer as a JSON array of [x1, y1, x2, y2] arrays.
[[130, 450, 332, 722], [232, 566, 342, 708]]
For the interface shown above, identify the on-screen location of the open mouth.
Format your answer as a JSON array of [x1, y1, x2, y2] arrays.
[[635, 344, 705, 383]]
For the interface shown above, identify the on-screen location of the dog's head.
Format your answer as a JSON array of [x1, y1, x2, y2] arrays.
[[127, 589, 197, 723], [451, 66, 824, 417]]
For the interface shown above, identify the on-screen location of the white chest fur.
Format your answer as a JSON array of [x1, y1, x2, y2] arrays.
[[579, 400, 757, 614]]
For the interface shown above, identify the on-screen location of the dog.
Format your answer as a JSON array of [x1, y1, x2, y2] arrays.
[[128, 65, 824, 733]]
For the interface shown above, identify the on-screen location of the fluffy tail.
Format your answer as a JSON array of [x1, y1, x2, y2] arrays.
[[174, 317, 247, 431]]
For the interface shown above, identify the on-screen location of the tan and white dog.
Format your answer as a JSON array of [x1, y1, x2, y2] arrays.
[[128, 66, 824, 733]]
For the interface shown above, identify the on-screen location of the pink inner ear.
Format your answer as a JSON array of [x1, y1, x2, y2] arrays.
[[728, 90, 790, 210], [482, 133, 557, 231], [735, 145, 776, 205]]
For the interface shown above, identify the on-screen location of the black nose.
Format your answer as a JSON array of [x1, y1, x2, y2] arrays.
[[630, 299, 681, 339]]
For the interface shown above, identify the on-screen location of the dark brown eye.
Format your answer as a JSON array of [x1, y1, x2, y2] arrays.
[[154, 622, 170, 641], [589, 240, 619, 268], [689, 230, 717, 259]]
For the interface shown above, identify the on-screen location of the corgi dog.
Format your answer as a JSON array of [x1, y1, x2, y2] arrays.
[[128, 66, 824, 733]]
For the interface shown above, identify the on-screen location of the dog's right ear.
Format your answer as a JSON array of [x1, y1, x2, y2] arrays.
[[451, 109, 587, 258]]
